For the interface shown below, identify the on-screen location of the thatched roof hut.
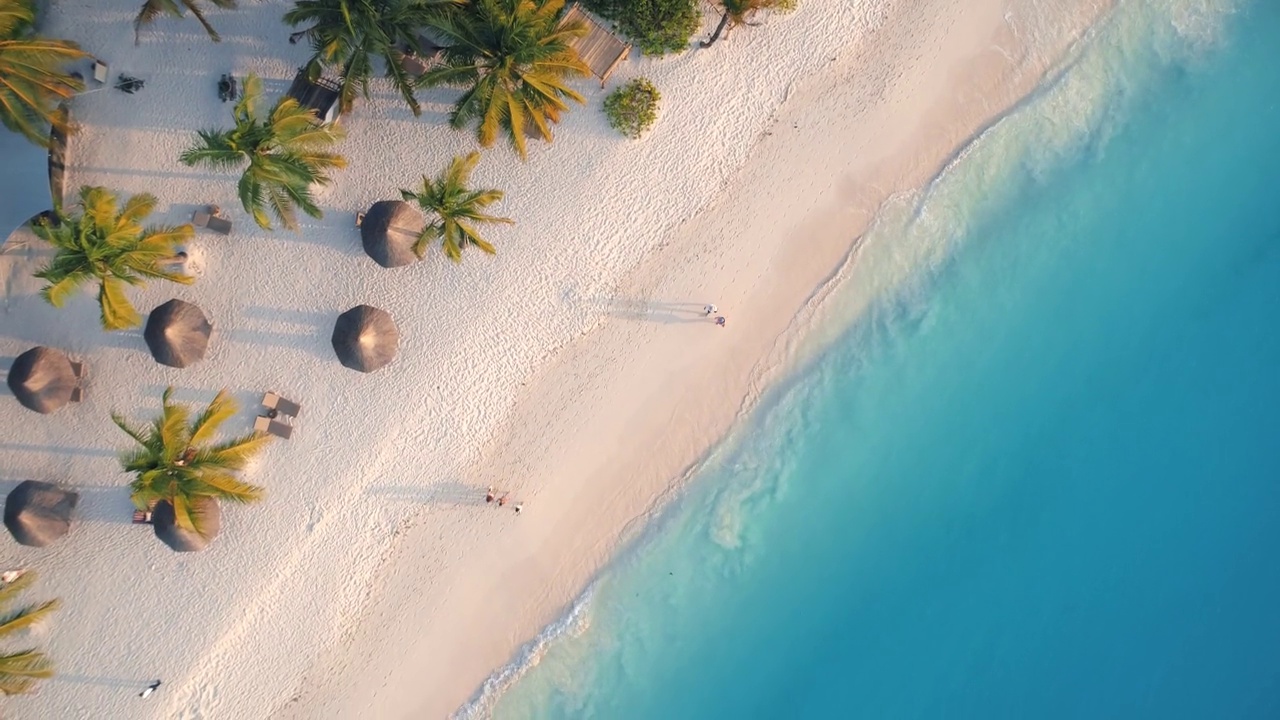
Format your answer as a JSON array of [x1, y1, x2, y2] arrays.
[[145, 299, 213, 368], [361, 201, 425, 268], [4, 480, 79, 547], [332, 305, 399, 373]]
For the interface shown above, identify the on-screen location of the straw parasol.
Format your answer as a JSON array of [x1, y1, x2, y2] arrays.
[[151, 497, 221, 552], [7, 346, 76, 414], [4, 480, 79, 547], [145, 299, 212, 368], [361, 200, 425, 268], [332, 305, 399, 372]]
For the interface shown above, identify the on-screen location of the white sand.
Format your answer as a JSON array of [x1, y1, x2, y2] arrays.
[[0, 0, 1108, 717]]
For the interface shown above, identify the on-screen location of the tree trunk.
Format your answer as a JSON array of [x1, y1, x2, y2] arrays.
[[702, 12, 731, 48]]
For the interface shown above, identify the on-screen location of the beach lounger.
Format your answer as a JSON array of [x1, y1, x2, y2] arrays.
[[93, 60, 108, 84], [132, 510, 152, 524], [192, 209, 232, 234], [262, 391, 302, 418], [254, 415, 293, 439], [69, 386, 83, 403], [207, 215, 232, 234], [70, 361, 85, 378]]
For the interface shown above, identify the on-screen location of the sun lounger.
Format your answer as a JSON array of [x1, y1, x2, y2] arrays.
[[70, 361, 85, 378], [207, 215, 232, 234], [93, 60, 108, 84], [262, 391, 302, 418], [193, 209, 232, 234], [132, 510, 152, 524], [254, 415, 293, 439], [69, 386, 83, 403]]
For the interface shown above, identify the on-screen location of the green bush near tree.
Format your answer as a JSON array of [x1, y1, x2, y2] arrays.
[[582, 0, 699, 56], [604, 78, 661, 139]]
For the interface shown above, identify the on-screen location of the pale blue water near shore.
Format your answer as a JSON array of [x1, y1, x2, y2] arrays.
[[479, 0, 1280, 717]]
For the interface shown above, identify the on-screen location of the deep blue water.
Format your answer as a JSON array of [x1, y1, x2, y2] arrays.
[[484, 1, 1280, 717]]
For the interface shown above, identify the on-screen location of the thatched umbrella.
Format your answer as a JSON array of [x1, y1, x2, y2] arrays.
[[361, 200, 425, 268], [145, 299, 212, 368], [4, 480, 79, 547], [332, 305, 399, 372], [152, 497, 221, 552], [7, 346, 76, 414]]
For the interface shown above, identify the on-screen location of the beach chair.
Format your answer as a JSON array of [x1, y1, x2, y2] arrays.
[[207, 215, 232, 234], [262, 391, 302, 418], [69, 386, 83, 403], [193, 209, 233, 235], [132, 510, 152, 524], [70, 360, 85, 379], [92, 60, 108, 84], [254, 415, 293, 439]]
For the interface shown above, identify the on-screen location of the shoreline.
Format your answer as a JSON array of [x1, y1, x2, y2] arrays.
[[288, 1, 1114, 717], [0, 0, 1110, 718]]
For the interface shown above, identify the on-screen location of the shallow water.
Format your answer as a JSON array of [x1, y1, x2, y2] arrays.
[[483, 0, 1280, 716]]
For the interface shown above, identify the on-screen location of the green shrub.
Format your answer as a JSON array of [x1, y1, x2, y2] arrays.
[[604, 78, 661, 139], [582, 0, 699, 56]]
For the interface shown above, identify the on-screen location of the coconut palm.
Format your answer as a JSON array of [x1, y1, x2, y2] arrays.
[[0, 0, 86, 146], [114, 387, 270, 538], [32, 186, 193, 330], [180, 74, 346, 230], [0, 571, 57, 696], [701, 0, 795, 48], [400, 152, 512, 261], [134, 0, 237, 43], [284, 0, 452, 117], [421, 0, 590, 159]]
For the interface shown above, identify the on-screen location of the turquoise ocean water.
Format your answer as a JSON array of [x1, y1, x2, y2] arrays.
[[478, 0, 1280, 717]]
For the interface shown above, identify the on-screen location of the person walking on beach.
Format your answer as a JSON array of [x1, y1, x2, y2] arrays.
[[715, 316, 726, 327], [704, 303, 718, 316], [514, 503, 524, 515], [485, 487, 496, 503], [139, 680, 162, 698], [498, 493, 510, 507]]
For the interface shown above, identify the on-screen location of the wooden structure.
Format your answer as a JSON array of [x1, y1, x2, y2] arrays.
[[560, 4, 630, 87], [286, 69, 342, 123]]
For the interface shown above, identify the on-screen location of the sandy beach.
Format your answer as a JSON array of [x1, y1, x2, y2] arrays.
[[1, 0, 1107, 717]]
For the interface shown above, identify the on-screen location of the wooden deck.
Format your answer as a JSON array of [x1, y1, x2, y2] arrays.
[[560, 4, 631, 86]]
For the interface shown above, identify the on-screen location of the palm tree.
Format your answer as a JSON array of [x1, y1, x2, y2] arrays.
[[701, 0, 795, 48], [400, 152, 512, 261], [421, 0, 590, 159], [134, 0, 237, 43], [284, 0, 454, 117], [32, 186, 194, 331], [0, 571, 57, 696], [114, 387, 270, 538], [0, 0, 86, 146], [180, 74, 346, 231]]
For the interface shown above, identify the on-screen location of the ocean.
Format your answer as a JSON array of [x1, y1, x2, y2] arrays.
[[478, 0, 1280, 716]]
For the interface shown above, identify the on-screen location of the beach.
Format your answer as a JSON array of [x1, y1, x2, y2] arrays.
[[1, 0, 1106, 717]]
